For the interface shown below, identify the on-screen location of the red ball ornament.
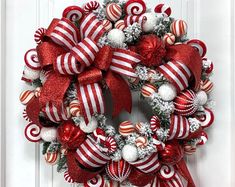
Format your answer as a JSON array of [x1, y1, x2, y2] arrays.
[[174, 89, 199, 116], [57, 121, 86, 149], [158, 141, 184, 165], [136, 34, 166, 67], [105, 159, 131, 182]]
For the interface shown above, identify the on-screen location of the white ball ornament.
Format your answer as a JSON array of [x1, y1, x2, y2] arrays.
[[40, 127, 57, 142], [23, 66, 40, 80], [122, 144, 138, 162], [158, 83, 177, 101], [107, 29, 125, 47], [79, 116, 98, 133], [142, 13, 157, 32], [196, 91, 208, 106]]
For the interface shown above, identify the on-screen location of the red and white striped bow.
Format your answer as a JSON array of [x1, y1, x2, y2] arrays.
[[77, 83, 105, 123], [50, 14, 104, 75], [110, 48, 142, 78], [157, 60, 192, 93]]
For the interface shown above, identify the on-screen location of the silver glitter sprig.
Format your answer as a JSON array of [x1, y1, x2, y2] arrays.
[[135, 65, 148, 80], [124, 23, 142, 43]]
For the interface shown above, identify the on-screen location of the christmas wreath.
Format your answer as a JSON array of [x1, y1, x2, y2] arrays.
[[20, 0, 215, 186]]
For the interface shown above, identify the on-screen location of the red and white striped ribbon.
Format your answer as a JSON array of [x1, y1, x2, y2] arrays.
[[71, 37, 99, 67], [150, 176, 161, 187], [168, 115, 190, 140], [158, 61, 191, 92], [130, 152, 161, 174], [162, 173, 183, 187], [43, 102, 70, 123], [55, 52, 85, 75], [50, 18, 80, 49], [75, 138, 110, 169], [80, 13, 106, 42], [110, 49, 142, 78], [77, 83, 105, 124], [124, 15, 147, 28]]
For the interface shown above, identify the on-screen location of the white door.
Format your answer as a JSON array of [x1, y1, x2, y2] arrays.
[[0, 0, 234, 186]]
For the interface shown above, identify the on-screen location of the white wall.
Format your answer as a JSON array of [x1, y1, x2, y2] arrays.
[[0, 0, 234, 186]]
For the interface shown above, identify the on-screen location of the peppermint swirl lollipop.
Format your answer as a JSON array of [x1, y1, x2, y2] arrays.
[[24, 123, 41, 142], [62, 6, 84, 22], [84, 174, 105, 187], [124, 0, 146, 15], [158, 165, 175, 180], [24, 49, 41, 70]]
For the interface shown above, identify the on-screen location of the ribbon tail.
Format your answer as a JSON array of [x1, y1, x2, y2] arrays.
[[26, 97, 41, 126], [176, 159, 196, 187], [39, 72, 71, 110], [105, 71, 132, 117]]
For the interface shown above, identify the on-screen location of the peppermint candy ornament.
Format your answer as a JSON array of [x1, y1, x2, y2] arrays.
[[155, 4, 172, 17], [158, 165, 175, 180], [102, 19, 113, 31], [19, 90, 35, 105], [105, 136, 117, 153], [119, 121, 136, 136], [84, 174, 105, 187], [64, 171, 75, 184], [105, 160, 131, 182], [141, 83, 157, 97], [187, 39, 207, 57], [174, 89, 199, 116], [170, 20, 188, 37], [106, 3, 122, 22], [84, 1, 100, 13], [124, 0, 146, 15], [34, 28, 46, 44], [24, 49, 41, 71], [69, 100, 81, 117], [163, 33, 176, 46], [92, 128, 106, 145], [150, 116, 161, 132], [62, 6, 84, 22], [24, 123, 41, 142], [44, 151, 60, 165], [135, 136, 148, 148]]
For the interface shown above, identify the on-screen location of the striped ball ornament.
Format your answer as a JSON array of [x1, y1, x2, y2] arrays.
[[119, 121, 136, 136], [84, 1, 100, 13], [69, 100, 81, 117], [141, 83, 157, 97], [201, 79, 213, 93], [163, 33, 176, 46], [147, 69, 157, 83], [174, 89, 199, 116], [45, 151, 60, 165], [19, 90, 35, 105], [114, 20, 126, 30], [106, 3, 122, 22], [170, 20, 188, 37], [102, 19, 113, 31], [105, 160, 131, 182]]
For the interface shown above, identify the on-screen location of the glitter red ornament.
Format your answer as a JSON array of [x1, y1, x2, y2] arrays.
[[57, 121, 86, 149], [136, 34, 166, 67]]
